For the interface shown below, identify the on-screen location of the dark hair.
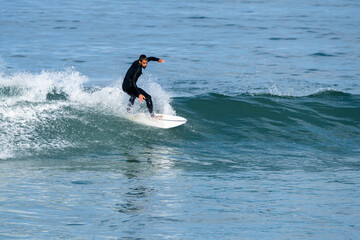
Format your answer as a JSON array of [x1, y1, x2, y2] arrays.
[[139, 54, 147, 61]]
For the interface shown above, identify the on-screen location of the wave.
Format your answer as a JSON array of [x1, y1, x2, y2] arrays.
[[176, 91, 360, 126], [174, 91, 360, 157], [1, 70, 359, 160], [0, 69, 175, 159]]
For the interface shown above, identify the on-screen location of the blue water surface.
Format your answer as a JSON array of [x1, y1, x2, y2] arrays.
[[1, 0, 360, 239]]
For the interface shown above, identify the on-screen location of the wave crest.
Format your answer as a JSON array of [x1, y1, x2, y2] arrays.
[[0, 69, 175, 159]]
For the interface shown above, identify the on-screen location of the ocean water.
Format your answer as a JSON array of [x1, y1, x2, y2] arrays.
[[1, 0, 360, 239]]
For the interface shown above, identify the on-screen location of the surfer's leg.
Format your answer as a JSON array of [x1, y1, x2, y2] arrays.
[[127, 95, 136, 113], [137, 88, 154, 117]]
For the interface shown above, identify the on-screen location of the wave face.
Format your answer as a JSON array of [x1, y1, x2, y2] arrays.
[[1, 70, 359, 163], [176, 92, 360, 152]]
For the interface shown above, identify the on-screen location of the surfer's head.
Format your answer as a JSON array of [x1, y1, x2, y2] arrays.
[[139, 54, 148, 69]]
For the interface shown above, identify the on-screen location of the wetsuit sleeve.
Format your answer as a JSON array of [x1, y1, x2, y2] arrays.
[[131, 67, 141, 97], [132, 84, 141, 97], [146, 57, 160, 62]]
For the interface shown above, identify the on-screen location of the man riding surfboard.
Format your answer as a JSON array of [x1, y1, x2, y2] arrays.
[[122, 54, 164, 117]]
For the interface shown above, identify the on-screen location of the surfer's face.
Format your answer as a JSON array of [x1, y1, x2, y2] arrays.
[[140, 60, 148, 69]]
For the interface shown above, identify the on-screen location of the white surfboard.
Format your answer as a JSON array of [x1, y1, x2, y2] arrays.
[[125, 113, 187, 129]]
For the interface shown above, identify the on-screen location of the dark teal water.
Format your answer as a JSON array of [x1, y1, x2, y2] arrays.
[[1, 0, 360, 239]]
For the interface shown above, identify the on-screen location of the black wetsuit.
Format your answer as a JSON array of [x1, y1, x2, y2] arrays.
[[122, 57, 159, 116]]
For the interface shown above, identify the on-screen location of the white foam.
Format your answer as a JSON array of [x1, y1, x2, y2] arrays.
[[0, 69, 176, 159], [0, 68, 175, 111], [142, 75, 176, 115]]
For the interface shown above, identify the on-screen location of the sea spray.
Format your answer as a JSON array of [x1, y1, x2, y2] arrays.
[[0, 69, 175, 112], [0, 69, 176, 159]]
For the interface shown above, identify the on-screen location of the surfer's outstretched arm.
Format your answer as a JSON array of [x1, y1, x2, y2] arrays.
[[147, 57, 164, 63]]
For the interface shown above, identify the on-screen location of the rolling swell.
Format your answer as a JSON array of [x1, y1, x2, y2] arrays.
[[175, 91, 360, 157], [178, 91, 360, 128], [1, 84, 359, 162]]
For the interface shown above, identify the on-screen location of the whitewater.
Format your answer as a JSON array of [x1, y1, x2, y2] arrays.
[[0, 69, 177, 159]]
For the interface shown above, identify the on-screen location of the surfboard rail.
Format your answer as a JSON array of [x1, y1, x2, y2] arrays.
[[125, 113, 187, 129]]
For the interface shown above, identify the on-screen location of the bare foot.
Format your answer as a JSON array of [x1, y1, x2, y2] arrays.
[[153, 114, 163, 120]]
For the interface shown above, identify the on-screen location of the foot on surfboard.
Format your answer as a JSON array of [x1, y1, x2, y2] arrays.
[[153, 114, 163, 120]]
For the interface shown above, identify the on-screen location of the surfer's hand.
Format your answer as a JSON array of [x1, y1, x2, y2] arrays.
[[158, 59, 164, 63], [139, 94, 145, 103]]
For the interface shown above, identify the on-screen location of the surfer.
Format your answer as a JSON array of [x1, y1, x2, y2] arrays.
[[122, 54, 164, 117]]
